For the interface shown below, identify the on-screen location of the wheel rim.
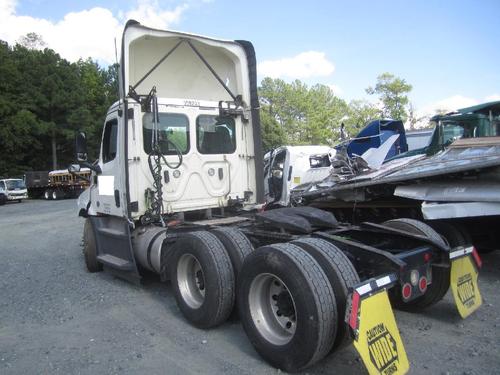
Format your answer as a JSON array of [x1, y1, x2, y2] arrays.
[[52, 191, 57, 200], [177, 254, 206, 309], [45, 191, 49, 199], [249, 273, 297, 346]]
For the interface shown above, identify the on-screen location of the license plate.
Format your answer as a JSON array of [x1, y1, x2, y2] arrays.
[[450, 253, 482, 318], [348, 276, 409, 375]]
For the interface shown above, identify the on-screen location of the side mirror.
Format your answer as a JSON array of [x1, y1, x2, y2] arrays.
[[75, 131, 88, 162]]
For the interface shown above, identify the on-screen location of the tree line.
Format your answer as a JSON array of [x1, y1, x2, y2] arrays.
[[0, 38, 118, 177], [0, 35, 414, 176], [259, 73, 414, 151]]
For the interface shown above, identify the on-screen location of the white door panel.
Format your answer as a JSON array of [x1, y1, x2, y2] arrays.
[[92, 114, 126, 217], [130, 103, 252, 215]]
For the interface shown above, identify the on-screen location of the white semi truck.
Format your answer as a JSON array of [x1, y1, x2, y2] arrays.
[[70, 21, 482, 373]]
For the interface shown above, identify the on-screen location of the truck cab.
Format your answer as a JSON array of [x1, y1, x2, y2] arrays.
[[0, 179, 28, 203], [79, 21, 263, 221]]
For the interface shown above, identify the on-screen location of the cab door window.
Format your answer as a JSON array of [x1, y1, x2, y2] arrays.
[[102, 119, 118, 163]]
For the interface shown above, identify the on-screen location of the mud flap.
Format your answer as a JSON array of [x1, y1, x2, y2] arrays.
[[346, 274, 409, 375], [450, 246, 482, 319]]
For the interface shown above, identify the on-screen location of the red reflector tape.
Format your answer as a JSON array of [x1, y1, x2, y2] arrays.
[[349, 291, 360, 330], [472, 247, 482, 269]]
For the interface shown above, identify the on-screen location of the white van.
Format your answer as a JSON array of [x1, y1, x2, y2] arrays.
[[0, 179, 28, 204]]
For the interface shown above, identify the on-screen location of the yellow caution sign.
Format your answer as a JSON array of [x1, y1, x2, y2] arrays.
[[353, 290, 409, 375], [450, 255, 482, 319]]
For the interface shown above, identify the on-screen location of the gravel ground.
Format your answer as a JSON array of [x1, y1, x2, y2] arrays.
[[0, 199, 499, 375]]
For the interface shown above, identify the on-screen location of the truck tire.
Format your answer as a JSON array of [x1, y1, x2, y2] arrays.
[[211, 227, 254, 276], [44, 190, 52, 200], [170, 231, 235, 329], [428, 222, 467, 248], [83, 218, 103, 273], [291, 237, 359, 352], [0, 194, 6, 205], [383, 218, 450, 311], [52, 190, 64, 200], [238, 243, 337, 372]]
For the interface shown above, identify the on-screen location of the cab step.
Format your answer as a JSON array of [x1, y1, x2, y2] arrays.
[[97, 254, 135, 270]]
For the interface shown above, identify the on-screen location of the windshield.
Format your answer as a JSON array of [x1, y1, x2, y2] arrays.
[[6, 180, 26, 190]]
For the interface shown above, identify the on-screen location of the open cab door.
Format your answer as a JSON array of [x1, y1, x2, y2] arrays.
[[346, 274, 410, 375]]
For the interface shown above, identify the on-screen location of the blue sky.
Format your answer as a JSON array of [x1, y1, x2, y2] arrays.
[[2, 0, 499, 115]]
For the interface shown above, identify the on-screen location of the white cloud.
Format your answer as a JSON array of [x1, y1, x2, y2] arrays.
[[258, 51, 335, 79], [0, 0, 16, 18], [0, 0, 188, 63], [419, 94, 500, 118], [485, 94, 500, 102], [125, 1, 188, 30], [328, 84, 343, 96], [417, 95, 479, 118]]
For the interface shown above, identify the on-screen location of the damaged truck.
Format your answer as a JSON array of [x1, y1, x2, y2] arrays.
[[294, 101, 500, 254], [70, 21, 482, 374]]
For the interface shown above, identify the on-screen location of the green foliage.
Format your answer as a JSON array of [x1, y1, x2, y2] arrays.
[[366, 72, 412, 122], [258, 78, 348, 150], [260, 108, 285, 151], [0, 36, 118, 177], [258, 78, 383, 151], [343, 99, 383, 136]]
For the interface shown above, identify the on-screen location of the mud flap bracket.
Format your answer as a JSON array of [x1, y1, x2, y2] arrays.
[[345, 274, 409, 375]]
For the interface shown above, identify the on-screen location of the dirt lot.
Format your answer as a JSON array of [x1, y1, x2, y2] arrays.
[[0, 199, 499, 375]]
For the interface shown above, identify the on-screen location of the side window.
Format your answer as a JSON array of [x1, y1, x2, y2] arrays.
[[102, 118, 118, 163], [143, 113, 190, 155], [0, 181, 5, 190], [196, 115, 236, 154]]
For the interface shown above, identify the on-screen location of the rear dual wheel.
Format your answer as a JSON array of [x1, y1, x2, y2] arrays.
[[238, 242, 338, 372], [169, 231, 236, 329], [169, 228, 254, 328], [291, 238, 359, 351]]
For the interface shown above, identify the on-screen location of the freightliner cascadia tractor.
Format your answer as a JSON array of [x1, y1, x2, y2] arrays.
[[70, 21, 482, 374]]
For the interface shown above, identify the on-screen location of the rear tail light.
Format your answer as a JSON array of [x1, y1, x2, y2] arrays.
[[419, 276, 428, 292], [402, 283, 412, 300], [472, 247, 482, 269]]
